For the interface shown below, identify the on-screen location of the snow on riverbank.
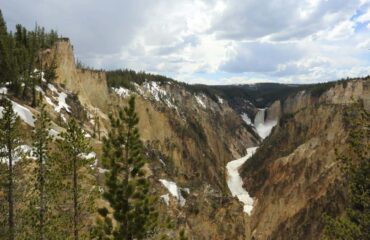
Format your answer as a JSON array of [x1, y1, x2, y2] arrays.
[[226, 147, 258, 215]]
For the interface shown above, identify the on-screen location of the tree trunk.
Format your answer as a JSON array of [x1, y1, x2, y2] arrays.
[[124, 126, 131, 240], [73, 157, 78, 240], [7, 135, 14, 240], [39, 143, 45, 240]]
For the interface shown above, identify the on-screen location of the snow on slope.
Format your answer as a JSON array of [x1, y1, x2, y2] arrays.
[[195, 95, 206, 109], [0, 144, 35, 164], [47, 83, 71, 113], [241, 113, 252, 125], [11, 101, 35, 127], [159, 179, 188, 206], [226, 147, 258, 215], [160, 194, 170, 206], [113, 87, 131, 98], [143, 81, 167, 101], [0, 94, 35, 127], [113, 82, 178, 110], [0, 87, 8, 94]]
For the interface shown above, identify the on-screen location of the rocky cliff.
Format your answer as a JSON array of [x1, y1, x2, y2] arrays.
[[41, 39, 262, 239], [5, 38, 369, 239], [240, 78, 370, 239]]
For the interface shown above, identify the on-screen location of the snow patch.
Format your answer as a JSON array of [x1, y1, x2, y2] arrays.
[[143, 81, 167, 102], [226, 147, 258, 215], [241, 113, 252, 125], [139, 81, 177, 110], [133, 83, 144, 95], [11, 101, 35, 127], [195, 95, 206, 109], [55, 92, 70, 113], [0, 87, 8, 94], [47, 83, 58, 93], [60, 113, 67, 123], [217, 96, 224, 104], [48, 129, 61, 139], [113, 87, 131, 98], [98, 168, 109, 174], [79, 152, 96, 160], [47, 83, 71, 113], [159, 158, 166, 166], [0, 144, 35, 164], [35, 86, 44, 94], [44, 96, 55, 107], [0, 101, 35, 126], [160, 194, 170, 206], [159, 179, 187, 206], [41, 71, 46, 82]]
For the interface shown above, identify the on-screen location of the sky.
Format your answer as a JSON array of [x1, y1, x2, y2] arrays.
[[1, 0, 370, 85]]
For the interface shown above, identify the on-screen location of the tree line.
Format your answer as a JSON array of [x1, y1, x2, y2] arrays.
[[0, 9, 58, 107]]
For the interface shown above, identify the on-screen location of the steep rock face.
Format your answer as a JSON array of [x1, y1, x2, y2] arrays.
[[43, 39, 110, 110], [240, 79, 370, 240], [112, 81, 258, 188], [265, 100, 282, 122], [282, 79, 369, 115], [41, 39, 260, 238]]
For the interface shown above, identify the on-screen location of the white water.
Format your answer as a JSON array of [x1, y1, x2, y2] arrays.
[[226, 108, 278, 215], [254, 108, 277, 139], [227, 147, 258, 214]]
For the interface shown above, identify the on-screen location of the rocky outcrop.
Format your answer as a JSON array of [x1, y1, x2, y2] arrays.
[[265, 100, 282, 122], [43, 39, 110, 111], [240, 78, 370, 240], [281, 79, 370, 115]]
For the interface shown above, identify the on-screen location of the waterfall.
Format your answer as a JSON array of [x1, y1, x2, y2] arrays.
[[254, 108, 277, 139], [254, 108, 266, 126]]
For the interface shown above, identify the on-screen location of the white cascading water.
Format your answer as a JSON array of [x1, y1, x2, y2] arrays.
[[254, 108, 277, 139], [226, 107, 278, 215]]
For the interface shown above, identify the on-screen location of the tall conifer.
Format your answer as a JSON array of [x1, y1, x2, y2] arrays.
[[0, 99, 22, 240], [33, 104, 51, 240], [58, 118, 91, 240], [95, 96, 157, 240]]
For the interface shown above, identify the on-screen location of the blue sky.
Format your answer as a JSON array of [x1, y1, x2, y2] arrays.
[[1, 0, 370, 85]]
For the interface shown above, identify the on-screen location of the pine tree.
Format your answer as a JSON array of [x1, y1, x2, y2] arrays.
[[0, 99, 22, 240], [95, 96, 157, 240], [43, 53, 57, 83], [322, 102, 370, 239], [58, 118, 92, 240], [33, 104, 51, 240], [0, 11, 12, 86]]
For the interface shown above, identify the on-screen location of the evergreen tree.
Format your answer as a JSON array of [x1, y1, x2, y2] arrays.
[[33, 104, 51, 240], [0, 10, 6, 36], [0, 99, 22, 240], [43, 54, 57, 83], [0, 11, 14, 87], [94, 96, 157, 240], [58, 118, 92, 240], [322, 102, 370, 239]]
